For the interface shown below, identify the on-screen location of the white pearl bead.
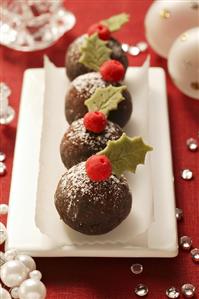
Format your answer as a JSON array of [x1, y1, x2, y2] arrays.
[[0, 222, 7, 245], [18, 278, 46, 299], [4, 249, 17, 261], [0, 287, 12, 299], [11, 287, 19, 299], [0, 204, 9, 215], [0, 260, 28, 287], [16, 255, 36, 273], [29, 270, 42, 281]]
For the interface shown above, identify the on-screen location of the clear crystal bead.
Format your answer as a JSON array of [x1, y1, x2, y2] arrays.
[[121, 43, 129, 52], [181, 283, 196, 298], [0, 152, 6, 162], [186, 138, 198, 151], [0, 162, 7, 176], [134, 284, 148, 297], [190, 248, 199, 263], [175, 208, 183, 221], [166, 287, 180, 298], [181, 169, 193, 180], [0, 222, 7, 244], [128, 46, 140, 56], [130, 263, 143, 274], [0, 204, 9, 215], [180, 236, 192, 251], [0, 82, 11, 98], [136, 41, 148, 52]]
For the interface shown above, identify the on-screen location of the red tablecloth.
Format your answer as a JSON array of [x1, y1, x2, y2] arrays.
[[0, 1, 199, 298]]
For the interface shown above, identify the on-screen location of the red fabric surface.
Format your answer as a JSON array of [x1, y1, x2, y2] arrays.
[[0, 1, 199, 298]]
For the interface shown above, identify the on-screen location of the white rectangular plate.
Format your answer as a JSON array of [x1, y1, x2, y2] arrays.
[[6, 67, 178, 257]]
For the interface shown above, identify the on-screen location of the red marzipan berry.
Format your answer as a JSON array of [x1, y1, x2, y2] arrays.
[[100, 59, 125, 82], [86, 155, 112, 181], [88, 23, 111, 40], [83, 111, 107, 133]]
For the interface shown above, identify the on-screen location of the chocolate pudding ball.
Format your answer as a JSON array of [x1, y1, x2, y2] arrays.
[[55, 161, 132, 235], [65, 35, 128, 81], [60, 118, 123, 169], [65, 72, 132, 128]]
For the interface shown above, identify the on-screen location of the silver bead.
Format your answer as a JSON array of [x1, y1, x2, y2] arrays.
[[10, 287, 19, 299], [0, 260, 28, 287], [0, 82, 15, 125], [29, 270, 42, 280], [130, 263, 143, 275], [5, 249, 18, 261], [0, 152, 6, 162], [180, 236, 192, 251], [136, 41, 148, 52], [0, 162, 7, 176], [166, 287, 180, 298], [186, 138, 198, 151], [134, 284, 148, 297], [18, 278, 46, 299], [0, 251, 6, 267], [0, 287, 12, 299], [0, 222, 7, 244], [181, 283, 196, 298], [0, 203, 9, 215], [128, 46, 141, 56], [175, 208, 183, 221], [181, 169, 193, 180], [121, 43, 129, 52], [190, 248, 199, 263]]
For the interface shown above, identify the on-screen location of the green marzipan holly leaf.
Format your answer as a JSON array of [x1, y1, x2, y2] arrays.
[[101, 13, 130, 32], [85, 85, 127, 116], [99, 133, 153, 176], [79, 33, 112, 71]]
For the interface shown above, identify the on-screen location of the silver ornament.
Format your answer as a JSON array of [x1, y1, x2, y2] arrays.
[[0, 162, 7, 176], [0, 203, 9, 215], [0, 260, 28, 287], [130, 263, 143, 275], [18, 278, 46, 299], [166, 287, 180, 298], [181, 169, 193, 180], [16, 255, 36, 273], [175, 208, 183, 221], [186, 138, 198, 151], [190, 248, 199, 263], [134, 284, 148, 297], [181, 283, 196, 298], [180, 236, 192, 251], [0, 222, 7, 244]]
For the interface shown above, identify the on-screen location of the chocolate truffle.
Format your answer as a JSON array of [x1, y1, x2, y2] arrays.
[[55, 161, 132, 235], [65, 72, 132, 128], [60, 118, 123, 169], [65, 35, 128, 81]]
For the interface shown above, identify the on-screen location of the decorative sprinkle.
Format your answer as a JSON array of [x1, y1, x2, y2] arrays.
[[190, 81, 199, 90], [0, 204, 9, 215], [190, 248, 199, 263], [181, 169, 193, 180], [0, 152, 6, 162], [0, 162, 7, 176], [181, 283, 196, 298], [186, 138, 198, 151], [175, 208, 183, 221], [130, 263, 143, 275], [180, 236, 192, 251], [134, 284, 148, 297], [160, 9, 171, 19], [166, 287, 180, 298]]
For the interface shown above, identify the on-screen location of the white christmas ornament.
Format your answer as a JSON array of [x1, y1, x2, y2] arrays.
[[0, 260, 28, 287], [168, 27, 199, 100], [145, 0, 199, 58], [18, 278, 46, 299], [16, 255, 36, 273], [0, 287, 12, 299]]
